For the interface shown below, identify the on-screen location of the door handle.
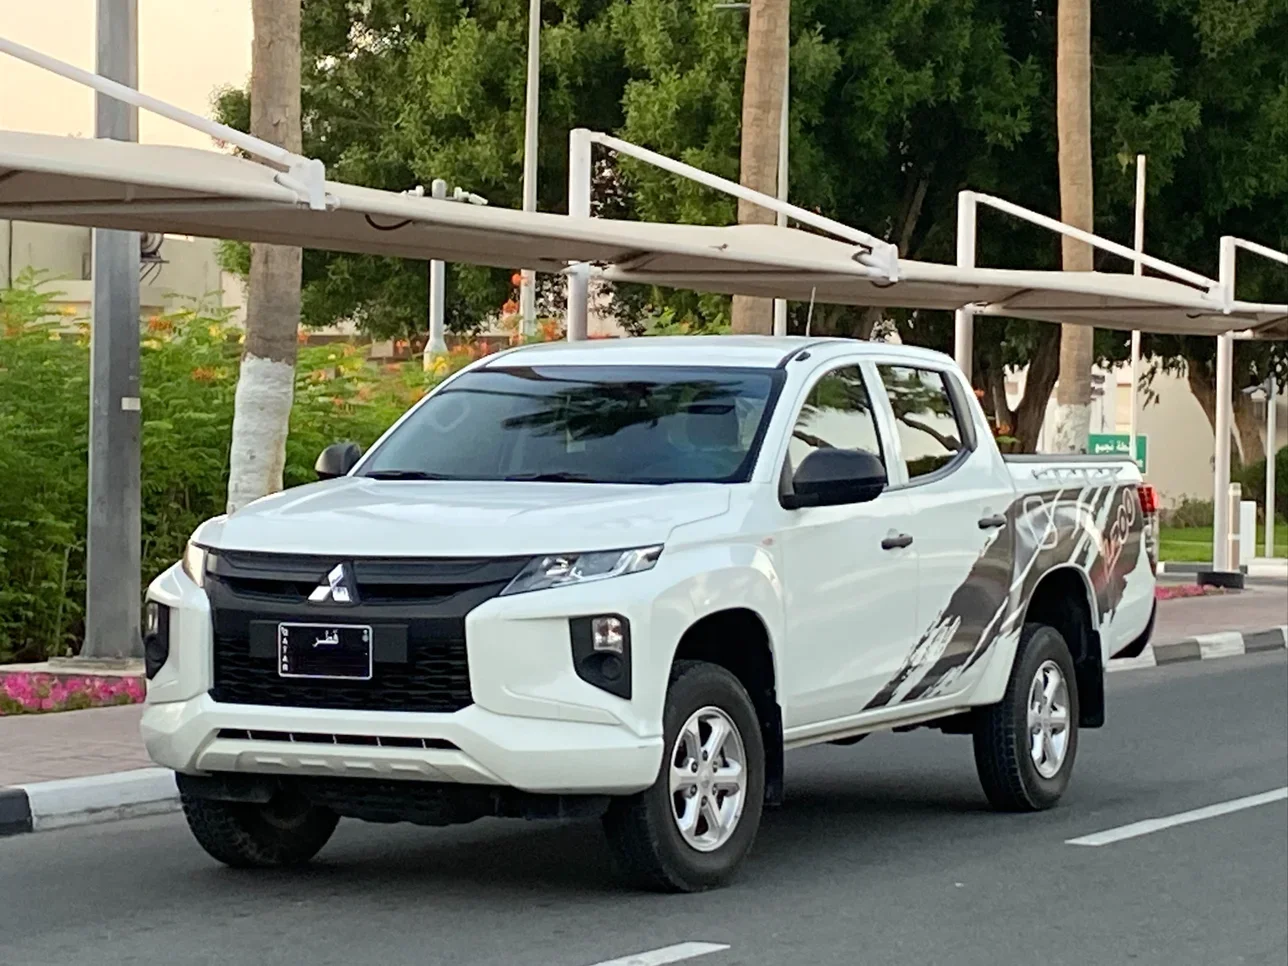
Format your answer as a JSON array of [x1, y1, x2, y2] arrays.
[[978, 514, 1007, 530], [881, 533, 914, 550]]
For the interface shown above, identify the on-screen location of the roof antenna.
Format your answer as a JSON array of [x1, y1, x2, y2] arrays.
[[805, 286, 817, 337]]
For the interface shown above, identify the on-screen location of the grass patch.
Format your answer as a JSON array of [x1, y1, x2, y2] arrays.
[[1159, 524, 1288, 563]]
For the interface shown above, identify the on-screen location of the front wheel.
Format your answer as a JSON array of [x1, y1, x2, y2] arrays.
[[181, 790, 339, 868], [603, 660, 765, 892], [972, 623, 1080, 812]]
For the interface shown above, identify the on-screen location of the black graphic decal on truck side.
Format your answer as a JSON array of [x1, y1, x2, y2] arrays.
[[862, 478, 1145, 712]]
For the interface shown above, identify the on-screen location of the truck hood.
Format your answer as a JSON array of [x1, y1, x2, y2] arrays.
[[197, 478, 732, 557]]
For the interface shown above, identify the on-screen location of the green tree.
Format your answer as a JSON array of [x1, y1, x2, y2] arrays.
[[212, 0, 1286, 454], [217, 0, 628, 339]]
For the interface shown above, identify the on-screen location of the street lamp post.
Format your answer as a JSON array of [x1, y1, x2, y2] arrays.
[[519, 0, 540, 337], [83, 0, 142, 662]]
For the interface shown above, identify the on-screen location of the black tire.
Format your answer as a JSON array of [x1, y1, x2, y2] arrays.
[[181, 790, 339, 869], [972, 623, 1080, 812], [603, 660, 766, 892]]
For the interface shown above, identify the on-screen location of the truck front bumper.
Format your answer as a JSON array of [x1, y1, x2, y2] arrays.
[[141, 694, 662, 795], [142, 560, 675, 796]]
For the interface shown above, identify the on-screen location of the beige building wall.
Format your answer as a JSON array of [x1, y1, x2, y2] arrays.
[[1013, 362, 1287, 507]]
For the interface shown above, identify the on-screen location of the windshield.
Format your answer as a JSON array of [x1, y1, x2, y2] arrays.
[[359, 365, 783, 485]]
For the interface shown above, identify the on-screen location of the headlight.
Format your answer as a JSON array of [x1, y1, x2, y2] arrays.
[[501, 546, 662, 596], [182, 542, 208, 588]]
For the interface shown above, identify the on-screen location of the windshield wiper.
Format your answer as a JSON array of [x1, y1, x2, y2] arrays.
[[502, 471, 600, 483], [363, 470, 457, 481]]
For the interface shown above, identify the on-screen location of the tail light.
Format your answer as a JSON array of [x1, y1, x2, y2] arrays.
[[1137, 484, 1158, 516], [1137, 484, 1159, 572]]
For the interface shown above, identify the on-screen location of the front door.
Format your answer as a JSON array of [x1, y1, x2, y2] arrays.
[[777, 363, 921, 727]]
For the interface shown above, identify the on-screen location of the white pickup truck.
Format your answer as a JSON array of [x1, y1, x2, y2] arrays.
[[141, 336, 1158, 891]]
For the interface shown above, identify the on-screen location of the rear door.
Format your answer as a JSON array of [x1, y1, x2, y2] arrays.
[[858, 360, 1017, 710]]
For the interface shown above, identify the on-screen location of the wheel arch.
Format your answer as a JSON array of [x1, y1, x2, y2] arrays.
[[671, 606, 784, 806], [1022, 565, 1104, 728]]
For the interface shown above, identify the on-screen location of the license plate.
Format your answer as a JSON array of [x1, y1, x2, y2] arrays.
[[278, 623, 373, 681]]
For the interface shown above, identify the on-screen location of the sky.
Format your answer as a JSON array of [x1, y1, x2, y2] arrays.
[[1, 0, 252, 148]]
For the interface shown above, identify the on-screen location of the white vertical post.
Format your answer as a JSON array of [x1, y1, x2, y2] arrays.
[[1128, 154, 1145, 471], [771, 46, 789, 337], [1268, 375, 1278, 558], [566, 127, 592, 342], [519, 0, 541, 336], [1213, 331, 1235, 572], [954, 191, 977, 379], [424, 179, 448, 362], [1212, 235, 1237, 573]]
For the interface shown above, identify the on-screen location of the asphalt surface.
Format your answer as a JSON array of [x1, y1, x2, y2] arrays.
[[2, 652, 1284, 966]]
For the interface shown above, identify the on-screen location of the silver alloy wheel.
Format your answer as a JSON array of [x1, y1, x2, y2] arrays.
[[668, 705, 748, 853], [1027, 659, 1071, 779]]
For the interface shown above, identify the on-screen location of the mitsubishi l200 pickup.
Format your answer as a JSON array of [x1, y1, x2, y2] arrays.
[[142, 336, 1158, 891]]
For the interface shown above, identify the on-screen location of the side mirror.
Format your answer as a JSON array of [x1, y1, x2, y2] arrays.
[[315, 441, 363, 480], [782, 448, 887, 510]]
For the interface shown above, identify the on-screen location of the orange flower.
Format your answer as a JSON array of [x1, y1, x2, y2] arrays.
[[191, 367, 218, 383], [146, 316, 174, 333], [511, 272, 524, 287], [502, 299, 520, 317], [297, 329, 309, 344]]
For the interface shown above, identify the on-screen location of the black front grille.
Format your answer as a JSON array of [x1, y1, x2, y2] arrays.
[[206, 551, 527, 714]]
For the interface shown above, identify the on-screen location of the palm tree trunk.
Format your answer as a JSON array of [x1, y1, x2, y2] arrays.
[[1051, 0, 1095, 453], [227, 0, 304, 513], [731, 0, 790, 335]]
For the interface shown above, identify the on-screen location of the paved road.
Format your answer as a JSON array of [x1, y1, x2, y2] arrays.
[[2, 653, 1284, 966]]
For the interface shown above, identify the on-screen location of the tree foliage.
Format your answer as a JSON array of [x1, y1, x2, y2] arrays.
[[213, 0, 1286, 449]]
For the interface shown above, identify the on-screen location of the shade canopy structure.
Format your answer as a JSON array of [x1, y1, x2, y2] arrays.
[[599, 224, 1288, 340], [3, 127, 1285, 342]]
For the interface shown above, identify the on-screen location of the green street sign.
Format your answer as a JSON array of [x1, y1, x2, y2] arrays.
[[1088, 433, 1148, 473]]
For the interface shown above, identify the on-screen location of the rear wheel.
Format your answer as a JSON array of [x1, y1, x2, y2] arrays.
[[972, 623, 1079, 811], [181, 789, 338, 868], [603, 660, 765, 892]]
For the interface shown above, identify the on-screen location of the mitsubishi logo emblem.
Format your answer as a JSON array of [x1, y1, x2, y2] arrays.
[[309, 563, 358, 605]]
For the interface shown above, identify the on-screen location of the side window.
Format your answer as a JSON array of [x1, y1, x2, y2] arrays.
[[787, 366, 885, 474], [877, 365, 965, 480]]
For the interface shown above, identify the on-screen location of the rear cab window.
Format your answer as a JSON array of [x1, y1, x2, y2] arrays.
[[877, 365, 967, 481]]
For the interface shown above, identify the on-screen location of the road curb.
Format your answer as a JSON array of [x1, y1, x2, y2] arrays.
[[0, 768, 179, 838], [1108, 625, 1288, 672], [2, 631, 1284, 839]]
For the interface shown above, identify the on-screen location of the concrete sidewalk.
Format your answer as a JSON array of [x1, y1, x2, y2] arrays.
[[0, 586, 1283, 833], [1152, 584, 1287, 644]]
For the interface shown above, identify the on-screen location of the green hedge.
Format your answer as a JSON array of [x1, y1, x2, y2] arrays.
[[1235, 445, 1288, 524], [0, 275, 445, 663]]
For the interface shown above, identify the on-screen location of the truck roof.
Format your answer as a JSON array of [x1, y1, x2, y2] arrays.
[[484, 336, 956, 370]]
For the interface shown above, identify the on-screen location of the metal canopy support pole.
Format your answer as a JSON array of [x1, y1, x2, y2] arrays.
[[84, 0, 141, 660], [426, 178, 448, 358], [954, 191, 977, 380], [1128, 154, 1145, 471], [566, 128, 592, 342], [519, 0, 540, 337], [1212, 237, 1238, 576], [1268, 375, 1278, 558], [771, 45, 789, 337]]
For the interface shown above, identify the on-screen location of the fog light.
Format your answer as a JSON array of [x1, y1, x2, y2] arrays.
[[591, 616, 626, 654], [569, 614, 631, 699], [142, 601, 171, 680]]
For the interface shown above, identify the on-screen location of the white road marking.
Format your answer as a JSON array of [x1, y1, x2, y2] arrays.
[[583, 942, 729, 966], [1067, 787, 1288, 846]]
